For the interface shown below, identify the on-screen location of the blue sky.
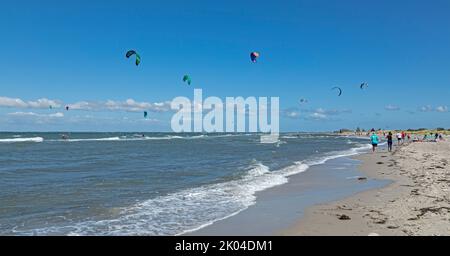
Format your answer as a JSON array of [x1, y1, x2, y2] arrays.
[[0, 0, 449, 132]]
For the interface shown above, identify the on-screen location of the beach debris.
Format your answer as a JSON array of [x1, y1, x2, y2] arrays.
[[410, 189, 420, 196], [357, 177, 368, 181], [126, 50, 141, 66], [387, 225, 399, 229], [416, 206, 450, 218], [337, 214, 351, 220], [331, 86, 342, 96], [368, 232, 380, 236], [250, 52, 260, 63], [182, 75, 192, 85], [376, 161, 384, 164], [337, 205, 352, 211], [360, 82, 368, 89], [374, 219, 386, 224]]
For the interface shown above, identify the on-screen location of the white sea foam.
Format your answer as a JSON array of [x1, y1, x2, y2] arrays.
[[281, 136, 298, 139], [305, 143, 371, 167], [63, 137, 121, 142], [0, 137, 44, 143], [15, 160, 310, 236]]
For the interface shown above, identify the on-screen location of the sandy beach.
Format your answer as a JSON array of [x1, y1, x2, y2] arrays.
[[281, 139, 450, 236]]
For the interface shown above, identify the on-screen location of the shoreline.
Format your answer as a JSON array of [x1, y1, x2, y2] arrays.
[[280, 139, 450, 236], [187, 146, 388, 235]]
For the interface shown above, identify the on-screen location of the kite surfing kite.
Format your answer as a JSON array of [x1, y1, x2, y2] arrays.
[[250, 52, 260, 63], [144, 111, 148, 118], [126, 50, 141, 66], [182, 75, 191, 85], [332, 87, 343, 96], [360, 82, 368, 89]]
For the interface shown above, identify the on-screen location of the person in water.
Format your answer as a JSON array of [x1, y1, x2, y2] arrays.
[[386, 132, 393, 152], [370, 132, 380, 153]]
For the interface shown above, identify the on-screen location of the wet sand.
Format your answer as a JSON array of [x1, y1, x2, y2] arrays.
[[188, 157, 388, 235], [281, 139, 450, 236]]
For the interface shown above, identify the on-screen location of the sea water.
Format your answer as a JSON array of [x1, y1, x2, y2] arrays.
[[0, 132, 370, 235]]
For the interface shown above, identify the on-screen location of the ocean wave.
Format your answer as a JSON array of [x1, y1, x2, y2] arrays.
[[0, 137, 44, 143], [13, 160, 310, 236], [305, 143, 371, 166], [49, 134, 251, 142], [281, 136, 298, 139], [50, 136, 183, 142], [63, 137, 121, 142]]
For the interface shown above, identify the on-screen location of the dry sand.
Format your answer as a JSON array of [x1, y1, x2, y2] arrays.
[[280, 139, 450, 236]]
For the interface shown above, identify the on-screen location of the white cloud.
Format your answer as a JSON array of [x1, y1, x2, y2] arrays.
[[436, 106, 448, 112], [308, 112, 328, 120], [70, 99, 172, 113], [282, 107, 350, 121], [419, 105, 433, 112], [1, 95, 172, 113], [385, 105, 400, 111], [284, 111, 301, 119], [28, 98, 61, 109], [69, 101, 98, 111], [315, 108, 351, 115], [8, 111, 64, 118], [0, 96, 27, 108], [0, 96, 61, 109], [418, 105, 448, 113], [281, 107, 301, 119], [49, 112, 65, 118]]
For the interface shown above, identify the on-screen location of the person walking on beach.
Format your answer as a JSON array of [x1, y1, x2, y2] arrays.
[[370, 132, 380, 153], [386, 132, 393, 152], [396, 132, 402, 145]]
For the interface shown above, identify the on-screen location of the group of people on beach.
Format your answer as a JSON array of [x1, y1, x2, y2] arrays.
[[369, 129, 445, 153]]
